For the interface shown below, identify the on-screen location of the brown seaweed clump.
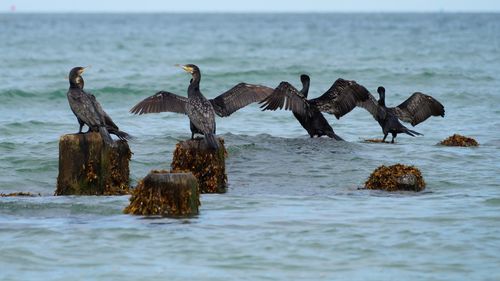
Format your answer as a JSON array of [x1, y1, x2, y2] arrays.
[[365, 164, 426, 192], [364, 138, 389, 143], [0, 192, 41, 197], [56, 133, 131, 196], [171, 138, 227, 193], [124, 170, 199, 217], [439, 134, 479, 147]]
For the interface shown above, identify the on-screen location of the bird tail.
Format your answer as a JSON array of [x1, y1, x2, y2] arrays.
[[108, 128, 134, 141], [99, 126, 114, 146], [404, 128, 422, 137], [325, 131, 344, 141], [205, 133, 219, 150]]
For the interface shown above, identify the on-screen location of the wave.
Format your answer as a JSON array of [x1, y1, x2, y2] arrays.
[[0, 87, 153, 105]]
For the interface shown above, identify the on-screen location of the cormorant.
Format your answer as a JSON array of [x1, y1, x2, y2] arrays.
[[66, 66, 131, 145], [359, 86, 445, 143], [259, 74, 370, 140], [130, 64, 274, 149]]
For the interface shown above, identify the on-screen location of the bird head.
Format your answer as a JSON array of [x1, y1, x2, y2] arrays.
[[69, 66, 86, 78], [377, 86, 385, 97], [300, 74, 310, 84], [68, 66, 90, 88], [300, 74, 310, 97], [177, 64, 201, 83], [177, 64, 199, 75], [377, 86, 386, 106]]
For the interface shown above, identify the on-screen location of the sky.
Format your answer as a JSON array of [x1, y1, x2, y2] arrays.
[[2, 0, 500, 13]]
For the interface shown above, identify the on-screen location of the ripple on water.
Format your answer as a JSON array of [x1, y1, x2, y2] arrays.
[[1, 13, 500, 281]]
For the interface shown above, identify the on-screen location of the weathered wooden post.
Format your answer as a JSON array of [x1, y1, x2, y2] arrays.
[[124, 170, 199, 217], [364, 163, 426, 192], [171, 138, 227, 193], [55, 132, 131, 195]]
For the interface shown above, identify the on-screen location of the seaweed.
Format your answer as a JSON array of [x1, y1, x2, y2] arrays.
[[124, 171, 199, 217], [364, 138, 390, 143], [0, 192, 41, 197], [171, 138, 227, 193], [439, 134, 478, 147], [364, 163, 426, 192]]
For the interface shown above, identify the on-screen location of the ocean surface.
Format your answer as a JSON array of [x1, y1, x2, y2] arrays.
[[1, 13, 500, 280]]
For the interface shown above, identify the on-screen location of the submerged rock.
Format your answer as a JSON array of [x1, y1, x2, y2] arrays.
[[0, 192, 40, 197], [365, 164, 425, 192], [439, 134, 478, 147], [171, 138, 227, 193], [55, 132, 131, 195], [124, 170, 199, 217], [364, 138, 390, 144]]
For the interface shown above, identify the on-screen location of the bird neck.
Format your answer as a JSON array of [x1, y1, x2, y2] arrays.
[[378, 94, 386, 107], [301, 80, 310, 98], [69, 76, 84, 89], [188, 76, 201, 98]]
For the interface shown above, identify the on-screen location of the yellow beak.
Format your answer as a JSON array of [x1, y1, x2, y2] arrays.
[[80, 65, 92, 74], [176, 64, 193, 74]]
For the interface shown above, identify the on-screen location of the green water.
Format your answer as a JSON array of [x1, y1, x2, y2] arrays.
[[1, 13, 500, 280]]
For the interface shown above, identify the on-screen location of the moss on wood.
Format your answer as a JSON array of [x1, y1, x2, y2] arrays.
[[171, 138, 227, 193], [55, 132, 131, 195], [124, 170, 199, 217]]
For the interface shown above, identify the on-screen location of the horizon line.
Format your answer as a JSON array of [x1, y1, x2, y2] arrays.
[[2, 10, 500, 14]]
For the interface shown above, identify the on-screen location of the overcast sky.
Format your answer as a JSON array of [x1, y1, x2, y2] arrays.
[[3, 0, 500, 13]]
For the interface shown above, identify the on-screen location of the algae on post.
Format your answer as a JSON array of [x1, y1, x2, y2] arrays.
[[124, 170, 200, 217], [171, 138, 227, 193], [55, 132, 131, 195]]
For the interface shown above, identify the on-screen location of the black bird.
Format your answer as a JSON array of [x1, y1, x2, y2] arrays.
[[130, 64, 274, 149], [358, 86, 445, 143], [259, 74, 370, 140], [66, 66, 131, 145]]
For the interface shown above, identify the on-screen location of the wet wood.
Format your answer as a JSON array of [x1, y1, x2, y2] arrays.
[[124, 170, 199, 217], [171, 138, 227, 193], [55, 132, 131, 195]]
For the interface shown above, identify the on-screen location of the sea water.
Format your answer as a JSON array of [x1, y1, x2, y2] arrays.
[[0, 13, 499, 280]]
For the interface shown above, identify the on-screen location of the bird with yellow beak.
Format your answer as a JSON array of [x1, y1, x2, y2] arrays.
[[131, 64, 274, 149]]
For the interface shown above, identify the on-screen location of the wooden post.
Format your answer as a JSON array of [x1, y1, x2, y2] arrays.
[[124, 170, 199, 217], [55, 132, 131, 195], [171, 138, 227, 193]]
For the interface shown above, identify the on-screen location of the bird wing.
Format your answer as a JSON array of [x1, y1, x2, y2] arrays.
[[308, 78, 370, 119], [391, 92, 445, 126], [67, 89, 103, 127], [129, 91, 188, 115], [357, 91, 387, 121], [210, 83, 274, 117], [88, 94, 119, 130], [259, 81, 310, 116]]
